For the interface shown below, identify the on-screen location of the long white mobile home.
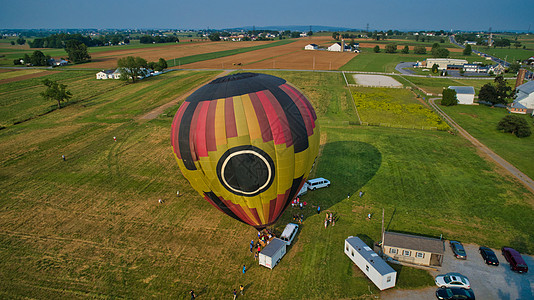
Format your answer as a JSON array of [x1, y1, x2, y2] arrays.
[[344, 236, 397, 290]]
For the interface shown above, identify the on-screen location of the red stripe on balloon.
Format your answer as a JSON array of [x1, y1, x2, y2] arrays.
[[205, 100, 218, 152], [249, 208, 262, 226], [268, 198, 277, 223], [279, 84, 313, 136], [282, 84, 317, 124], [257, 90, 287, 146], [225, 97, 238, 138], [171, 101, 190, 159], [220, 198, 256, 226], [195, 101, 210, 157], [248, 92, 273, 143]]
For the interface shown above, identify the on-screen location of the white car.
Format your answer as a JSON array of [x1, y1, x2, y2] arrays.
[[306, 178, 330, 191], [435, 274, 471, 289]]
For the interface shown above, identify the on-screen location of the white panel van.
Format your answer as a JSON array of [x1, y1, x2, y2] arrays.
[[306, 178, 331, 191], [280, 223, 299, 246]]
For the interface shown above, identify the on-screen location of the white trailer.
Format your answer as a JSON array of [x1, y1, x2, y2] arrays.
[[259, 238, 286, 269], [344, 236, 397, 290]]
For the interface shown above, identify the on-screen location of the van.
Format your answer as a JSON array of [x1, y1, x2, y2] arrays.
[[306, 178, 331, 191], [280, 223, 299, 246], [502, 247, 528, 273]]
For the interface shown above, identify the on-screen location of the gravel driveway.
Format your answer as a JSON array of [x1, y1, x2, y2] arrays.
[[382, 243, 534, 299]]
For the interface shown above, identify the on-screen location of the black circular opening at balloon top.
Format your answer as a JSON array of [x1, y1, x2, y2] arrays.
[[216, 146, 275, 197]]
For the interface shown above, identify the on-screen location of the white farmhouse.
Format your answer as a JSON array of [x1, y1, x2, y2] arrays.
[[96, 70, 115, 80], [509, 80, 534, 115], [344, 236, 397, 291], [327, 41, 351, 52], [448, 86, 475, 105], [304, 44, 318, 50]]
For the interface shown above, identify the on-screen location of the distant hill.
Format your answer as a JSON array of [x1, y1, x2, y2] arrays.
[[223, 25, 362, 32]]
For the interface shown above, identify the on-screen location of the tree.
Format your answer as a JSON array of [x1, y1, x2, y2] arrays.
[[431, 43, 441, 56], [65, 40, 91, 64], [413, 46, 426, 54], [373, 45, 380, 53], [157, 58, 168, 71], [307, 31, 313, 36], [385, 43, 397, 53], [494, 75, 512, 104], [435, 48, 449, 58], [332, 32, 340, 40], [208, 33, 220, 41], [478, 83, 498, 105], [10, 41, 15, 45], [497, 115, 531, 138], [508, 62, 520, 73], [441, 88, 457, 106], [16, 37, 26, 45], [40, 79, 72, 109], [431, 64, 439, 74], [463, 44, 472, 56], [117, 56, 148, 83], [401, 45, 409, 54], [30, 50, 50, 66]]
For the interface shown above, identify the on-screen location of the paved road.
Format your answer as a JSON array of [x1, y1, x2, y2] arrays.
[[395, 62, 416, 75], [429, 98, 534, 193]]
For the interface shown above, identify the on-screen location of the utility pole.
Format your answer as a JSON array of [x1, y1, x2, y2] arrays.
[[381, 208, 385, 250], [366, 23, 369, 35]]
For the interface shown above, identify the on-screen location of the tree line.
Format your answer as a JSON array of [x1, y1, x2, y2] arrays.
[[139, 35, 179, 44]]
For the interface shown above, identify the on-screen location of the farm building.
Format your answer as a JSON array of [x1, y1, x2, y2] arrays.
[[96, 70, 116, 80], [423, 58, 468, 70], [327, 41, 351, 52], [382, 231, 444, 267], [509, 80, 534, 115], [344, 236, 396, 290], [304, 44, 318, 50], [49, 58, 68, 66], [448, 86, 475, 105]]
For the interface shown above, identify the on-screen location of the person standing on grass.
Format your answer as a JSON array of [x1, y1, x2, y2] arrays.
[[347, 193, 350, 199], [254, 251, 258, 260], [359, 191, 363, 197], [62, 155, 65, 161], [240, 285, 244, 295], [233, 289, 237, 300], [190, 290, 196, 300], [242, 264, 246, 274], [249, 240, 254, 253], [317, 206, 321, 214]]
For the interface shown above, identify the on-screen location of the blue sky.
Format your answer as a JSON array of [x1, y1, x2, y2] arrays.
[[1, 0, 533, 32]]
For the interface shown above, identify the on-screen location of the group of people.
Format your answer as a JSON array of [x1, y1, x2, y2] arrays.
[[291, 197, 307, 209], [324, 212, 337, 228], [292, 214, 304, 224]]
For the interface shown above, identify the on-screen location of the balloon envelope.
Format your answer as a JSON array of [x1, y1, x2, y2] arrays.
[[171, 73, 319, 229]]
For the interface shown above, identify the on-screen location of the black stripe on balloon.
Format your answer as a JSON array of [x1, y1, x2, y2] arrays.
[[178, 101, 199, 170], [271, 87, 309, 153], [204, 191, 246, 225]]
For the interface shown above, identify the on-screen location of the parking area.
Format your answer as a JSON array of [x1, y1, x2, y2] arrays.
[[352, 74, 402, 87], [382, 243, 533, 299]]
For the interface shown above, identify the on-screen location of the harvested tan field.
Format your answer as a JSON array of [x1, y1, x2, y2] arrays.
[[182, 37, 356, 70], [0, 70, 59, 84], [80, 41, 272, 69], [357, 42, 461, 52]]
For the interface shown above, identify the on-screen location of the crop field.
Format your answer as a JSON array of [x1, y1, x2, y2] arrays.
[[402, 76, 516, 95], [352, 86, 450, 130], [472, 46, 534, 62], [181, 37, 356, 71], [0, 70, 533, 299], [440, 104, 534, 179]]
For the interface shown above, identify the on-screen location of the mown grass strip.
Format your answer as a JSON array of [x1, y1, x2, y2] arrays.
[[167, 40, 295, 67]]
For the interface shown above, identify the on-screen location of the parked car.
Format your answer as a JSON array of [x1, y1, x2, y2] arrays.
[[435, 274, 471, 289], [450, 241, 467, 260], [436, 287, 475, 300], [306, 178, 330, 191], [479, 246, 499, 266], [502, 247, 528, 273]]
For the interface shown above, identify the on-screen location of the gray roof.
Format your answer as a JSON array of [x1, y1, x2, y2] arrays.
[[448, 86, 475, 95], [260, 238, 286, 257], [516, 80, 534, 94], [384, 232, 444, 254], [346, 236, 396, 276]]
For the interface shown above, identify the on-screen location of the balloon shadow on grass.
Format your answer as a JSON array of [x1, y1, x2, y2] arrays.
[[282, 140, 382, 226]]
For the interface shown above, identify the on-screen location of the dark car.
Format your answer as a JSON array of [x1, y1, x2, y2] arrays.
[[502, 247, 528, 273], [479, 247, 499, 266], [436, 287, 475, 300], [450, 241, 467, 260]]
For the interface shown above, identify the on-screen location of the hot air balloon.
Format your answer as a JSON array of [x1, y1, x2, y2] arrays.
[[171, 73, 319, 229]]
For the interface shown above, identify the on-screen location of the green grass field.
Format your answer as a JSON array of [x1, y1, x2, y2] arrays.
[[0, 70, 533, 299], [472, 46, 534, 62], [401, 76, 516, 95], [440, 104, 534, 179]]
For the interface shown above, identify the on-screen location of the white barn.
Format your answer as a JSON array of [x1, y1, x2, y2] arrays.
[[96, 70, 115, 80], [304, 44, 318, 50], [509, 80, 534, 115], [327, 41, 351, 52], [448, 86, 475, 105], [344, 236, 397, 290]]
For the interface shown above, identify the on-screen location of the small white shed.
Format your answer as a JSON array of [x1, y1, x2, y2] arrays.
[[344, 236, 397, 290], [259, 238, 286, 269], [304, 44, 318, 50], [448, 86, 475, 105]]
